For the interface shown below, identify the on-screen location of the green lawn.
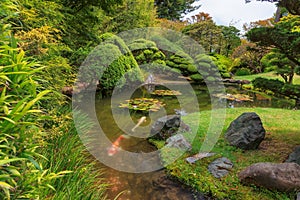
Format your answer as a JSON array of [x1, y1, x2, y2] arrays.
[[235, 72, 300, 85], [152, 107, 300, 200]]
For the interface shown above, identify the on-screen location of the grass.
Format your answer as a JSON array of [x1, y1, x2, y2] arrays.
[[235, 72, 300, 85], [152, 107, 300, 200], [40, 108, 108, 200]]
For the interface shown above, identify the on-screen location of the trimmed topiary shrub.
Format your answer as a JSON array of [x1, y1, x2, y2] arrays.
[[128, 39, 166, 65], [190, 74, 203, 82], [235, 68, 251, 76]]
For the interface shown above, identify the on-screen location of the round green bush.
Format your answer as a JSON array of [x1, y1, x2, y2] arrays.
[[196, 56, 212, 64], [187, 64, 198, 73], [190, 74, 203, 82], [235, 68, 251, 76], [197, 62, 211, 69], [221, 72, 231, 79]]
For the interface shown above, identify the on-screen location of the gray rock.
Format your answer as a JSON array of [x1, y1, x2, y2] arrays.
[[238, 162, 300, 192], [186, 152, 216, 164], [208, 157, 233, 178], [225, 112, 265, 150], [165, 134, 192, 151], [151, 115, 189, 140], [285, 146, 300, 165], [297, 192, 300, 200]]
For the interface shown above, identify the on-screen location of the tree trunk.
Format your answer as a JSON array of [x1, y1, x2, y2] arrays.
[[274, 7, 282, 23]]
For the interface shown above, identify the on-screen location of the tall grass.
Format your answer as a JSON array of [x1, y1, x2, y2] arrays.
[[40, 107, 108, 200], [0, 23, 108, 200], [0, 24, 71, 199]]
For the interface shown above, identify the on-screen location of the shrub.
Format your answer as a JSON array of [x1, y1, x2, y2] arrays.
[[235, 68, 251, 76], [252, 77, 284, 93], [190, 74, 203, 82]]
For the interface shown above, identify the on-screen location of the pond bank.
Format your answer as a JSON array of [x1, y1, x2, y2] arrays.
[[151, 107, 300, 200]]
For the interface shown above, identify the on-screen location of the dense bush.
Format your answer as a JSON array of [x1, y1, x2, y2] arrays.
[[252, 77, 300, 107], [235, 68, 252, 76], [128, 39, 166, 66], [252, 77, 284, 93]]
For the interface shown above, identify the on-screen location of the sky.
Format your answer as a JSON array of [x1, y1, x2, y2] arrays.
[[183, 0, 277, 31]]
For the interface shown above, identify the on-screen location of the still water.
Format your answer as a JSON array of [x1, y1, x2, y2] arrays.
[[93, 84, 293, 200]]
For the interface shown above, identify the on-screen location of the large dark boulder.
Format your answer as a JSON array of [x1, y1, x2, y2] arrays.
[[150, 115, 190, 140], [239, 162, 300, 192], [285, 146, 300, 165], [225, 112, 265, 150]]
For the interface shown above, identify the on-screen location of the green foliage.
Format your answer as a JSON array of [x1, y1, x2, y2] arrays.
[[252, 77, 300, 106], [165, 52, 195, 76], [40, 109, 107, 200], [0, 25, 66, 199], [128, 39, 166, 66], [246, 14, 300, 68], [155, 0, 200, 20], [235, 68, 252, 76], [190, 74, 203, 82], [87, 34, 143, 92], [183, 19, 223, 54], [102, 0, 156, 33], [219, 25, 241, 56]]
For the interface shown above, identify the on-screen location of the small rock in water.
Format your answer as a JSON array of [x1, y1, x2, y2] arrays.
[[186, 152, 216, 164], [165, 134, 192, 151], [208, 157, 233, 178]]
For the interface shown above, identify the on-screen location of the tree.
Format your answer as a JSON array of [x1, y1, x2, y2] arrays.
[[231, 40, 269, 74], [243, 18, 274, 32], [60, 0, 123, 13], [219, 25, 241, 56], [247, 15, 300, 66], [102, 0, 157, 33], [245, 0, 300, 15], [247, 14, 300, 83], [183, 13, 223, 53], [155, 0, 201, 20]]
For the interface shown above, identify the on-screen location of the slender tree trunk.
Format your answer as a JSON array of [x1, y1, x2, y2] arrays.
[[274, 7, 282, 23]]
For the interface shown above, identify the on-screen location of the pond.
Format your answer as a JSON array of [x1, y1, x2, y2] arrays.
[[93, 83, 294, 200]]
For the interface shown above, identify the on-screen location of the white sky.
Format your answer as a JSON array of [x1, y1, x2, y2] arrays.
[[183, 0, 277, 31]]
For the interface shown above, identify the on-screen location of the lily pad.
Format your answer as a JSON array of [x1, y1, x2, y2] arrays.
[[119, 98, 165, 112], [151, 90, 182, 96]]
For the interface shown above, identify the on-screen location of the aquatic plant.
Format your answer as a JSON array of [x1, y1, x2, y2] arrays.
[[119, 98, 165, 112], [151, 90, 182, 96]]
